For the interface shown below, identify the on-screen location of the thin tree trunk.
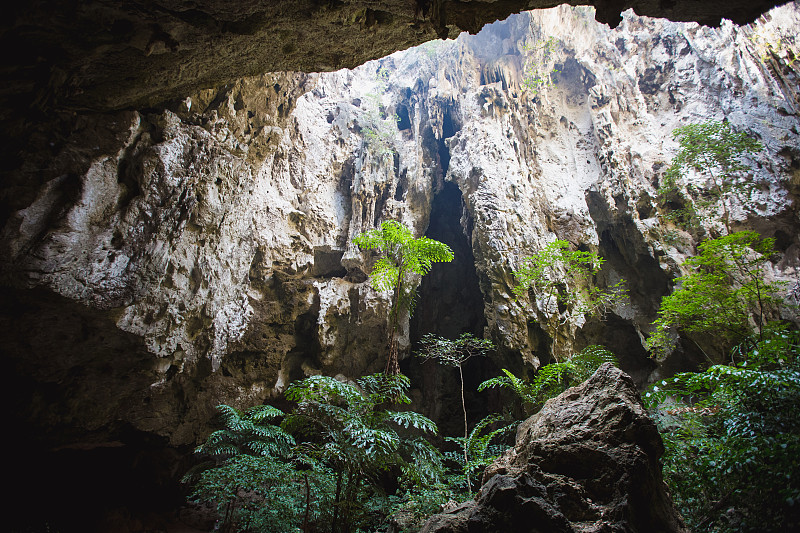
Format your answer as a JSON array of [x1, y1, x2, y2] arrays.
[[303, 472, 311, 533], [385, 265, 404, 375], [459, 364, 472, 494]]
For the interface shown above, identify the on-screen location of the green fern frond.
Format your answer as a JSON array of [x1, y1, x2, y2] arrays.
[[387, 411, 438, 434]]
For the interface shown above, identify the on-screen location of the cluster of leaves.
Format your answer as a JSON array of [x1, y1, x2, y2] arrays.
[[188, 454, 334, 533], [513, 239, 627, 351], [647, 231, 785, 358], [480, 345, 617, 415], [186, 373, 443, 533], [645, 326, 800, 532], [522, 36, 561, 93], [354, 220, 454, 374], [183, 405, 325, 533], [361, 66, 399, 156], [658, 120, 762, 233], [441, 413, 517, 492]]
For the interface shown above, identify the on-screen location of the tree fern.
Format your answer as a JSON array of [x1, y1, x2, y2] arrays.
[[195, 404, 294, 459], [283, 372, 441, 532], [353, 220, 454, 374]]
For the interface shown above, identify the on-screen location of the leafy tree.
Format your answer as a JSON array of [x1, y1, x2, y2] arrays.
[[647, 231, 785, 358], [659, 120, 762, 234], [512, 239, 626, 358], [645, 326, 800, 532], [353, 220, 454, 374], [283, 372, 441, 533], [416, 332, 495, 493]]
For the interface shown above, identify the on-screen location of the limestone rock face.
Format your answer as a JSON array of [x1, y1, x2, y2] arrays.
[[2, 4, 800, 452], [420, 363, 688, 533]]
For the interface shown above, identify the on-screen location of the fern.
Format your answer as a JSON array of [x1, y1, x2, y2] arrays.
[[283, 372, 442, 532], [353, 220, 454, 373], [480, 346, 618, 415], [194, 404, 294, 459]]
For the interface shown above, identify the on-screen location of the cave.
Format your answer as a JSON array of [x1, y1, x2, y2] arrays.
[[2, 0, 799, 531], [405, 181, 496, 436]]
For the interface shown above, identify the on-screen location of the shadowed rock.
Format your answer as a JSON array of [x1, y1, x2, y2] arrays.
[[421, 363, 687, 533]]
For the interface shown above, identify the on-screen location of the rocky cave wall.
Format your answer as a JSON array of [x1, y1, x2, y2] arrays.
[[4, 0, 800, 451], [2, 3, 800, 529], [1, 0, 783, 117]]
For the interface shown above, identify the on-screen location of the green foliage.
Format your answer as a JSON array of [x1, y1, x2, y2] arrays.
[[442, 413, 516, 491], [416, 332, 494, 368], [284, 372, 442, 532], [479, 345, 618, 414], [522, 36, 561, 93], [194, 404, 294, 459], [386, 481, 464, 533], [658, 120, 763, 232], [647, 231, 785, 357], [354, 220, 454, 373], [188, 454, 334, 533], [645, 326, 800, 532], [186, 373, 444, 533], [416, 332, 495, 493], [513, 239, 626, 354], [185, 405, 323, 533], [459, 346, 616, 493]]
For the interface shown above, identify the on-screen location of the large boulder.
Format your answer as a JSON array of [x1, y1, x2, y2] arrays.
[[421, 363, 687, 533]]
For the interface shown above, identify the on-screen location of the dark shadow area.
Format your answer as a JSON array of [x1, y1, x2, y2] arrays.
[[403, 182, 496, 436]]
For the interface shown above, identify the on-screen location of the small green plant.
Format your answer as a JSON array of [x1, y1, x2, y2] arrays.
[[645, 326, 800, 532], [353, 221, 454, 374], [647, 231, 786, 358], [522, 36, 560, 93], [659, 120, 763, 234], [513, 239, 627, 357], [361, 66, 399, 156], [480, 345, 618, 415], [416, 332, 495, 493]]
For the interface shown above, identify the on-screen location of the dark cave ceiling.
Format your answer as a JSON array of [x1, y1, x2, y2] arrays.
[[0, 0, 787, 119]]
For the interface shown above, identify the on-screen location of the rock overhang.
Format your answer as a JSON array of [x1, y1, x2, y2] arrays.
[[0, 0, 786, 119]]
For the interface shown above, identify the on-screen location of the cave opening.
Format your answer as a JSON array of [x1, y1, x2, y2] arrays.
[[403, 181, 495, 436], [436, 105, 459, 177]]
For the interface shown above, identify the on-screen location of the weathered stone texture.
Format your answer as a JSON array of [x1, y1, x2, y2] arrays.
[[420, 363, 688, 533], [2, 5, 799, 453], [0, 1, 783, 118]]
